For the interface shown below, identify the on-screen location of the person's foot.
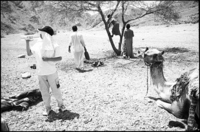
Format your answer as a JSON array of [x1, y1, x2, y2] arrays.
[[47, 110, 58, 119], [58, 105, 66, 112], [43, 109, 52, 116], [80, 67, 84, 70], [111, 35, 113, 37], [43, 111, 48, 116], [45, 110, 59, 122], [123, 55, 127, 59]]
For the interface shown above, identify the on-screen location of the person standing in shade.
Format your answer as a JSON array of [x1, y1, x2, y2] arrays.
[[25, 26, 66, 119], [122, 24, 134, 59], [68, 26, 86, 70]]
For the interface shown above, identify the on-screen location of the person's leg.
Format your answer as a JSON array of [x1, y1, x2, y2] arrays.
[[78, 51, 84, 69], [122, 42, 127, 58], [111, 27, 115, 37], [156, 100, 172, 114], [130, 40, 133, 58], [73, 52, 79, 69], [47, 72, 65, 110], [38, 75, 51, 114], [126, 40, 132, 58], [75, 51, 84, 69]]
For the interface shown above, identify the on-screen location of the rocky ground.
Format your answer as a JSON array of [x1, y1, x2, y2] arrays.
[[1, 23, 199, 131]]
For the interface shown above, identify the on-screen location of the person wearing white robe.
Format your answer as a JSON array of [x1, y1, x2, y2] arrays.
[[68, 26, 86, 70]]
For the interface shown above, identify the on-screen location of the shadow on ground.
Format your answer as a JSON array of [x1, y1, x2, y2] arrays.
[[160, 47, 190, 53], [45, 110, 80, 122]]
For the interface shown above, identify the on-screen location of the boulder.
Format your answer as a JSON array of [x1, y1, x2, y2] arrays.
[[18, 54, 25, 58], [21, 72, 31, 79]]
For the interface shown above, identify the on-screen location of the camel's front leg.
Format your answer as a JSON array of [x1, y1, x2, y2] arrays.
[[156, 100, 172, 114], [147, 87, 171, 103], [187, 90, 198, 131]]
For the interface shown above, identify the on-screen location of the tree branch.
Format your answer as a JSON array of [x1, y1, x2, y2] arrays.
[[126, 1, 175, 24], [106, 1, 121, 24], [126, 9, 162, 23]]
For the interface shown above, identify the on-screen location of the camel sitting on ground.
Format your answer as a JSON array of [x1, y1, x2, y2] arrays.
[[143, 48, 199, 131]]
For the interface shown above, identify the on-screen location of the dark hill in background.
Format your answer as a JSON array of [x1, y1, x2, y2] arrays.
[[90, 1, 199, 29], [1, 1, 199, 36]]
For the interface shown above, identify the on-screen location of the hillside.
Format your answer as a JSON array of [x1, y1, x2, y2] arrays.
[[1, 1, 92, 36], [1, 1, 43, 35], [91, 1, 199, 28], [1, 1, 199, 36]]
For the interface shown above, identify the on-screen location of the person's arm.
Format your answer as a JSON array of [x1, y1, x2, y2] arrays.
[[108, 20, 114, 28], [68, 35, 72, 53], [68, 46, 71, 53], [26, 40, 33, 56], [80, 35, 86, 48], [42, 47, 62, 62], [124, 31, 127, 38], [132, 30, 134, 37], [42, 56, 62, 62]]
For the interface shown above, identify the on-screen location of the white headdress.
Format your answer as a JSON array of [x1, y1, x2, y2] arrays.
[[40, 31, 57, 57]]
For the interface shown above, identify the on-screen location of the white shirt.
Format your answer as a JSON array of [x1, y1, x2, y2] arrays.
[[69, 32, 85, 52], [31, 39, 60, 75]]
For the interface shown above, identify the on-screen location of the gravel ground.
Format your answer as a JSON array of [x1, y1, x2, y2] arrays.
[[1, 23, 199, 131]]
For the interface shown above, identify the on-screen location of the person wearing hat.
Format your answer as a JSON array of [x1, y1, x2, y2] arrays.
[[68, 25, 86, 70], [25, 26, 66, 118]]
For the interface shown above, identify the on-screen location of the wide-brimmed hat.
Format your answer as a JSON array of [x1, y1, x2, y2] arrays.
[[38, 26, 54, 36]]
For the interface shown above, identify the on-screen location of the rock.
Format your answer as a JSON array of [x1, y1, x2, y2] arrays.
[[22, 72, 31, 79], [84, 118, 92, 124], [30, 64, 36, 69], [18, 54, 26, 58]]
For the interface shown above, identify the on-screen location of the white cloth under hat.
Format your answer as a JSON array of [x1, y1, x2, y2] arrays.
[[40, 31, 58, 58]]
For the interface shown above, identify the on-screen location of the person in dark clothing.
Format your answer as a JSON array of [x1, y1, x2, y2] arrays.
[[122, 24, 134, 59], [107, 14, 121, 38]]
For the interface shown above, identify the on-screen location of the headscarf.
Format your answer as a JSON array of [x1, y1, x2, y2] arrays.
[[39, 31, 58, 57]]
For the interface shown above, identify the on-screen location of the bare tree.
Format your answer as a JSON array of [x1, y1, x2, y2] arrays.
[[49, 1, 180, 56]]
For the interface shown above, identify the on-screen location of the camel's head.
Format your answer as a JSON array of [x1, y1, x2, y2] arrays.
[[143, 48, 165, 66]]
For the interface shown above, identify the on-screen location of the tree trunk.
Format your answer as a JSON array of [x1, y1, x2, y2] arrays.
[[98, 6, 121, 56], [118, 34, 122, 53], [118, 23, 126, 54]]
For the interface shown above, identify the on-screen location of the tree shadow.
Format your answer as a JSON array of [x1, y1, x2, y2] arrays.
[[163, 47, 189, 53], [75, 68, 93, 73], [45, 110, 80, 122]]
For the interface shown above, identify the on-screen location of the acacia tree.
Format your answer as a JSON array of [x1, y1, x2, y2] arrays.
[[49, 1, 180, 56]]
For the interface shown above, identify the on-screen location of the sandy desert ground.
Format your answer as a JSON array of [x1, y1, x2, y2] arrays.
[[1, 23, 199, 131]]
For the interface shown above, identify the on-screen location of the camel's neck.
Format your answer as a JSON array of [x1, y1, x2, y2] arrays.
[[150, 63, 167, 88]]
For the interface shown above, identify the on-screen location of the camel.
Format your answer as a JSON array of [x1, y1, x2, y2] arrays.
[[143, 48, 199, 131], [1, 118, 10, 131]]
